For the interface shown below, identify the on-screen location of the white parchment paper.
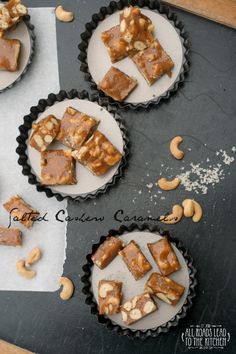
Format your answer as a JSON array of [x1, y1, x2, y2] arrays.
[[0, 8, 67, 291]]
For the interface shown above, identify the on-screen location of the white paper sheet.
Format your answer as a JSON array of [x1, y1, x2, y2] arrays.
[[0, 8, 67, 291]]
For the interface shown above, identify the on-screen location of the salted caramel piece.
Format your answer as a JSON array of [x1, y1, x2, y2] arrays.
[[0, 227, 22, 246], [121, 293, 157, 325], [0, 0, 28, 33], [41, 149, 76, 185], [145, 272, 185, 305], [0, 37, 21, 71], [29, 115, 60, 152], [3, 195, 39, 229], [0, 339, 35, 354], [119, 240, 152, 280], [72, 131, 122, 176], [92, 236, 123, 269], [101, 25, 128, 63], [98, 280, 122, 315], [132, 40, 174, 86], [98, 66, 137, 101], [120, 6, 154, 52], [57, 106, 99, 150], [147, 238, 180, 276]]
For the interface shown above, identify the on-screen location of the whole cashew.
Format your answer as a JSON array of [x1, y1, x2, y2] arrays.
[[16, 259, 36, 279], [55, 6, 74, 22], [159, 204, 183, 224], [192, 200, 203, 222], [25, 247, 42, 267], [170, 136, 184, 160], [158, 177, 180, 191], [59, 277, 74, 300], [182, 199, 194, 217]]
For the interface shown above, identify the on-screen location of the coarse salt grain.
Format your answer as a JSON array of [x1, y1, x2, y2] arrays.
[[177, 149, 234, 194]]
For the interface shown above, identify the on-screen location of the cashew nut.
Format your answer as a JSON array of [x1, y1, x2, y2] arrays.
[[55, 6, 74, 22], [182, 199, 194, 217], [159, 204, 183, 224], [25, 247, 42, 267], [157, 177, 180, 191], [192, 200, 203, 222], [16, 259, 36, 279], [170, 136, 184, 160], [59, 277, 74, 300]]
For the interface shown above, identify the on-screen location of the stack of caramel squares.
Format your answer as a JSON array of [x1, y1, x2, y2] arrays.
[[29, 107, 122, 186], [99, 6, 174, 101], [92, 236, 185, 326], [0, 0, 28, 72]]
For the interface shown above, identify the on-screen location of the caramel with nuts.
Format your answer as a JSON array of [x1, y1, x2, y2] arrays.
[[119, 240, 152, 280], [72, 130, 122, 176], [121, 293, 157, 325], [132, 40, 174, 86], [98, 66, 137, 102], [41, 149, 76, 185], [145, 272, 185, 305], [0, 0, 28, 33], [0, 37, 21, 71], [29, 115, 60, 152], [147, 238, 180, 276], [0, 227, 22, 246], [98, 280, 122, 315], [3, 195, 39, 229], [120, 6, 154, 53], [101, 25, 128, 63], [57, 106, 99, 150], [92, 236, 123, 269]]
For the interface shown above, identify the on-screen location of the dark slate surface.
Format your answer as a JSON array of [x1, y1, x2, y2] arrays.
[[0, 1, 235, 353]]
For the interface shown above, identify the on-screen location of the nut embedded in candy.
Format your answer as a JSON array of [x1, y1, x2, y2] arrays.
[[119, 240, 152, 280], [98, 280, 122, 315], [121, 293, 157, 325]]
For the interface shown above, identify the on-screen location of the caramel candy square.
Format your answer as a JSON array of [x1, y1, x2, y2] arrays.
[[120, 6, 154, 52], [0, 227, 22, 246], [92, 236, 123, 269], [0, 37, 21, 71], [0, 0, 28, 33], [72, 131, 122, 176], [119, 240, 152, 280], [3, 195, 39, 229], [29, 115, 60, 152], [132, 40, 174, 86], [57, 106, 99, 150], [98, 66, 137, 102], [145, 272, 185, 305], [41, 149, 76, 185], [98, 280, 122, 315], [121, 293, 157, 325], [101, 25, 128, 63], [147, 238, 180, 276]]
